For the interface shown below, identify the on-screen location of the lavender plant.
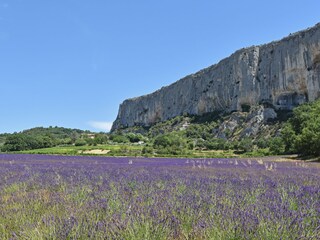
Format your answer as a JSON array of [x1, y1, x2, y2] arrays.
[[0, 154, 319, 239]]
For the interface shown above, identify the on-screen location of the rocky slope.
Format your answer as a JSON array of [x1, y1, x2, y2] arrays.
[[112, 23, 320, 131]]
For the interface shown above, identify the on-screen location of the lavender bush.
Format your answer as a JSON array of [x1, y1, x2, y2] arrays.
[[0, 154, 319, 239]]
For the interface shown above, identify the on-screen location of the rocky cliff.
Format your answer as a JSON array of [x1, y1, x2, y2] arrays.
[[112, 23, 320, 131]]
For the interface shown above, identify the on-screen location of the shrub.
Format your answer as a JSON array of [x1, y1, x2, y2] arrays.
[[74, 139, 87, 146], [142, 146, 153, 154], [237, 138, 253, 153], [268, 137, 285, 155], [109, 134, 129, 143], [241, 103, 251, 112], [153, 132, 187, 155]]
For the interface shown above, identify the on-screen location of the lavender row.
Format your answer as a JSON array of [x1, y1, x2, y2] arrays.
[[0, 154, 319, 239]]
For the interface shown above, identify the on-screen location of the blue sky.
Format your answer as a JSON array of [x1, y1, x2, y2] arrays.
[[1, 0, 319, 133]]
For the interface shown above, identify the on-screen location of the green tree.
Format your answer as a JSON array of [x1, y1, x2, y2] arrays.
[[294, 118, 320, 156], [1, 134, 55, 151], [109, 134, 129, 143], [268, 137, 285, 155], [153, 132, 187, 155], [74, 139, 87, 146], [153, 135, 171, 148], [256, 138, 268, 149], [237, 138, 253, 153], [126, 133, 146, 143], [281, 124, 296, 153], [2, 134, 28, 151], [142, 146, 153, 155], [281, 99, 320, 157]]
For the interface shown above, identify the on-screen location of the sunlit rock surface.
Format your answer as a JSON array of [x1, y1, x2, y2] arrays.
[[112, 23, 320, 130]]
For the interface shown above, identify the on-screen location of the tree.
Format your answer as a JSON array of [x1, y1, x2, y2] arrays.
[[74, 139, 87, 146], [153, 135, 171, 148], [1, 134, 55, 151], [2, 134, 29, 151], [126, 133, 145, 143], [281, 99, 320, 157], [294, 118, 320, 156], [109, 134, 129, 143], [268, 137, 285, 155], [237, 138, 253, 153], [281, 124, 296, 153], [153, 132, 187, 155]]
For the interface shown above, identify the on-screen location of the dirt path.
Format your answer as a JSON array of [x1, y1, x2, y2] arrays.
[[81, 149, 110, 155]]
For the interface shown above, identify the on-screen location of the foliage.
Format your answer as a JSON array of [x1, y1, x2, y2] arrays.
[[241, 103, 251, 112], [0, 133, 9, 146], [74, 139, 87, 146], [1, 133, 55, 151], [204, 138, 231, 150], [147, 115, 185, 137], [153, 132, 187, 155], [281, 99, 320, 156], [141, 146, 153, 155], [281, 124, 296, 153], [237, 138, 253, 153], [126, 133, 146, 143], [268, 137, 285, 155], [1, 127, 99, 152], [109, 134, 129, 143], [8, 99, 320, 157], [22, 126, 89, 141], [190, 111, 222, 123], [84, 133, 108, 146], [256, 138, 269, 149]]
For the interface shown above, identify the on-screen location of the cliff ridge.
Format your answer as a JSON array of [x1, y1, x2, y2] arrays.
[[112, 23, 320, 131]]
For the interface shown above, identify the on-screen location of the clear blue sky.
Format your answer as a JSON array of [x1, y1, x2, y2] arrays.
[[1, 0, 319, 133]]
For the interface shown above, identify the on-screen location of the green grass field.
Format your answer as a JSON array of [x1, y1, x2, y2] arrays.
[[18, 145, 143, 156], [15, 144, 250, 159]]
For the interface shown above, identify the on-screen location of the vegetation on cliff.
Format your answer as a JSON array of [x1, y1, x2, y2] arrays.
[[110, 100, 320, 158]]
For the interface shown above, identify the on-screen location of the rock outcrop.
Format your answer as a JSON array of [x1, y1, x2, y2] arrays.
[[112, 23, 320, 131], [213, 105, 279, 141]]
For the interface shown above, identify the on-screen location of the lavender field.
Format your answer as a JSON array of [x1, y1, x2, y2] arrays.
[[0, 154, 319, 239]]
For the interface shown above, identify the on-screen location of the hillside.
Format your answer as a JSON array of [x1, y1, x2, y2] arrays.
[[111, 98, 320, 158], [0, 127, 100, 152], [112, 105, 287, 156]]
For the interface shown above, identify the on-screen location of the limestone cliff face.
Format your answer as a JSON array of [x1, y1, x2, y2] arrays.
[[112, 23, 320, 131]]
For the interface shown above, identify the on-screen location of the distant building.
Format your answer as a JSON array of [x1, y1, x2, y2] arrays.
[[84, 134, 95, 139]]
